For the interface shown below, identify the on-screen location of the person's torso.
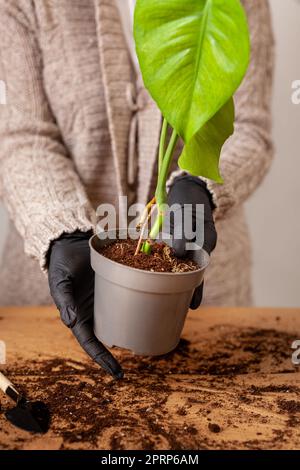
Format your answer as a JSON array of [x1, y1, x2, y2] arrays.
[[35, 1, 118, 209], [0, 0, 255, 306]]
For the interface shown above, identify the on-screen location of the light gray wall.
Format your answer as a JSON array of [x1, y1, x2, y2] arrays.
[[0, 0, 299, 306], [245, 0, 300, 307]]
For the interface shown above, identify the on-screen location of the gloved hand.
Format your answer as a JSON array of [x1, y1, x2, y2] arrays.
[[168, 175, 217, 309], [48, 230, 123, 379]]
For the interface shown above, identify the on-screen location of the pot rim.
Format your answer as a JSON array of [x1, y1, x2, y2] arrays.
[[90, 232, 210, 277]]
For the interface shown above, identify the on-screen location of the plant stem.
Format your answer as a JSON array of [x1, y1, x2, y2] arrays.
[[141, 241, 152, 254], [136, 196, 156, 230], [158, 118, 168, 174], [137, 125, 178, 255], [134, 204, 157, 256], [149, 128, 179, 241], [156, 128, 179, 205], [148, 211, 164, 241]]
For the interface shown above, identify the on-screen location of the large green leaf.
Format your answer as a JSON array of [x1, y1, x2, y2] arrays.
[[178, 98, 235, 183], [134, 0, 250, 144]]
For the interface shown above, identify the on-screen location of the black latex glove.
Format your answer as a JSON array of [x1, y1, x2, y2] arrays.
[[168, 175, 217, 309], [48, 230, 123, 379]]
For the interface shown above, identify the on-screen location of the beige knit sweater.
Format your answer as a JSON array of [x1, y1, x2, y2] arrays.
[[0, 0, 274, 306]]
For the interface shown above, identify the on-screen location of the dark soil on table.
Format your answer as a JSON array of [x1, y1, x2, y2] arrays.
[[1, 325, 299, 450], [208, 423, 221, 433], [99, 238, 198, 273], [277, 399, 300, 414]]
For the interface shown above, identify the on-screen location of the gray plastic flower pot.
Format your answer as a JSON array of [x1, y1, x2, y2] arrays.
[[90, 230, 210, 356]]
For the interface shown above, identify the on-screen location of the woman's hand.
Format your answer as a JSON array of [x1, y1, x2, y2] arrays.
[[48, 230, 123, 379], [168, 175, 217, 309]]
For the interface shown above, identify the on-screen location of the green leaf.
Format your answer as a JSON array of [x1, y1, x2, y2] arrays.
[[178, 98, 235, 182], [134, 0, 250, 144]]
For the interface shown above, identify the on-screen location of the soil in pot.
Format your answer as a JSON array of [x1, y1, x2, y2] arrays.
[[99, 238, 198, 273]]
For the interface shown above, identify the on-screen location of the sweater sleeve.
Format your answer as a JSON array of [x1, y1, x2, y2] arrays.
[[167, 0, 275, 220], [0, 1, 95, 271]]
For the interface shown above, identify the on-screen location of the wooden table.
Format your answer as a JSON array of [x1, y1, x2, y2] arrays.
[[0, 306, 299, 450]]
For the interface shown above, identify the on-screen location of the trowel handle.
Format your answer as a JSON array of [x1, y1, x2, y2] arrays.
[[0, 372, 20, 403]]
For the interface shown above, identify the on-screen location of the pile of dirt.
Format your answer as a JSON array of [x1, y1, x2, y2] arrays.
[[99, 239, 198, 273], [1, 357, 193, 450], [249, 384, 300, 395], [1, 325, 298, 450], [208, 423, 221, 433], [277, 399, 300, 414]]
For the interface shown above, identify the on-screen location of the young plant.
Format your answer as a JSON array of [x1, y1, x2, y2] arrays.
[[133, 0, 250, 254]]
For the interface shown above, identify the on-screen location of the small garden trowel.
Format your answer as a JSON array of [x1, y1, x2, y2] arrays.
[[0, 371, 50, 434]]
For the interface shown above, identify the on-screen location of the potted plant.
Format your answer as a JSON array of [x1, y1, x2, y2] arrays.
[[90, 0, 250, 355]]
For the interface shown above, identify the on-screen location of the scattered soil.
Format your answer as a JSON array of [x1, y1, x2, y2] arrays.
[[277, 399, 300, 414], [208, 423, 221, 433], [99, 238, 198, 273], [249, 384, 300, 395], [2, 298, 300, 451], [1, 356, 198, 450], [1, 324, 298, 450], [287, 415, 300, 427], [177, 406, 188, 416]]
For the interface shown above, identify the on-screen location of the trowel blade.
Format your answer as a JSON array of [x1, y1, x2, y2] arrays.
[[5, 400, 50, 434]]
